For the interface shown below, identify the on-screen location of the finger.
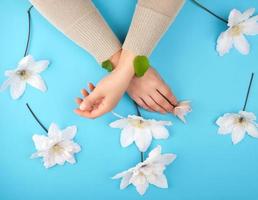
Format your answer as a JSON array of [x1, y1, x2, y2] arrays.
[[88, 103, 110, 118], [74, 108, 86, 117], [79, 90, 102, 111], [157, 86, 177, 106], [75, 100, 109, 119], [88, 82, 95, 92], [143, 95, 167, 114], [134, 97, 152, 111], [151, 90, 174, 112], [75, 98, 83, 105], [79, 98, 93, 111], [74, 108, 97, 119], [81, 89, 89, 97], [140, 98, 155, 112]]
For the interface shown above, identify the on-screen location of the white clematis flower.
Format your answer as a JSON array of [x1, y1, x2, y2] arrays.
[[31, 123, 81, 168], [174, 101, 192, 123], [0, 55, 49, 99], [112, 145, 176, 195], [216, 111, 258, 144], [110, 115, 172, 152], [216, 8, 258, 56]]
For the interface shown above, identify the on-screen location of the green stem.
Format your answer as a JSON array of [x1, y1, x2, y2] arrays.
[[242, 73, 254, 111], [26, 103, 48, 133], [24, 6, 33, 57], [191, 0, 228, 23]]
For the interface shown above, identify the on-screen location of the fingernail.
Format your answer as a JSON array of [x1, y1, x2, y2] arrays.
[[80, 103, 86, 110]]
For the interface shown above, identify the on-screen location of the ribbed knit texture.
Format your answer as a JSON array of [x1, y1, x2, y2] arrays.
[[30, 0, 121, 63], [123, 0, 185, 56], [139, 0, 185, 17]]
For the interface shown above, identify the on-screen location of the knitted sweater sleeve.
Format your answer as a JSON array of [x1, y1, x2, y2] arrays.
[[123, 0, 185, 56], [30, 0, 121, 63]]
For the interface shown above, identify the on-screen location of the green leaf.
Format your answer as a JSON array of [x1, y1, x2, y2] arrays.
[[101, 60, 113, 72], [133, 56, 150, 77]]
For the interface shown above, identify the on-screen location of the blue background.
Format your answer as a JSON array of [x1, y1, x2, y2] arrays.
[[1, 0, 258, 199]]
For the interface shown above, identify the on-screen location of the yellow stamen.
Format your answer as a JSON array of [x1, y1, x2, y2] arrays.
[[229, 25, 242, 36], [16, 70, 30, 80], [51, 144, 63, 154]]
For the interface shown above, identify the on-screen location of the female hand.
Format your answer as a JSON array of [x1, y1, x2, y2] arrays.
[[74, 50, 135, 118], [127, 67, 177, 113]]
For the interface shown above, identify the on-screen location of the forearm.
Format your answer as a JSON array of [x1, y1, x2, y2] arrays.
[[30, 0, 121, 63], [123, 0, 185, 56]]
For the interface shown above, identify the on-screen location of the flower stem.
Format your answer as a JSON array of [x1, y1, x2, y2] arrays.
[[24, 6, 33, 57], [242, 73, 255, 111], [26, 103, 48, 133], [140, 152, 144, 162], [191, 0, 228, 24], [133, 101, 144, 162]]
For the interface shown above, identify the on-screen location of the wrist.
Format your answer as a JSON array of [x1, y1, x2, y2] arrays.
[[116, 49, 136, 76], [110, 49, 122, 67], [103, 49, 150, 78]]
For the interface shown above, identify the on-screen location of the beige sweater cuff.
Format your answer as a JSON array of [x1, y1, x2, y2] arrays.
[[30, 0, 121, 63], [123, 0, 185, 56]]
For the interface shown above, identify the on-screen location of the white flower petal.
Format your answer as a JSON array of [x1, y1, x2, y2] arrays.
[[10, 79, 26, 99], [31, 152, 42, 159], [134, 128, 152, 152], [120, 172, 133, 189], [174, 101, 192, 123], [66, 155, 76, 164], [71, 142, 81, 153], [147, 146, 176, 165], [4, 70, 15, 77], [131, 176, 149, 195], [128, 115, 144, 121], [228, 9, 243, 26], [54, 153, 66, 165], [148, 174, 168, 188], [148, 145, 161, 159], [135, 182, 148, 195], [242, 20, 258, 35], [62, 125, 77, 140], [18, 55, 34, 69], [120, 126, 135, 147], [112, 170, 131, 179], [151, 125, 169, 139], [231, 125, 246, 144], [216, 113, 237, 134], [233, 34, 250, 55], [150, 119, 172, 127], [241, 8, 256, 21], [43, 154, 56, 168], [59, 140, 81, 154], [216, 31, 233, 56], [48, 123, 61, 138], [0, 78, 12, 92], [246, 123, 258, 138], [158, 154, 177, 166], [31, 60, 49, 73], [240, 111, 256, 121], [109, 118, 129, 128], [27, 74, 47, 92], [32, 134, 50, 151]]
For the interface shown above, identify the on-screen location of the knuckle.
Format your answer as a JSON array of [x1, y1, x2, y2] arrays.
[[164, 90, 171, 97]]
